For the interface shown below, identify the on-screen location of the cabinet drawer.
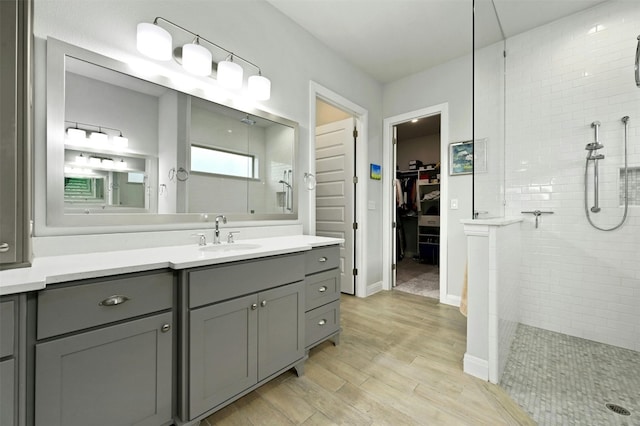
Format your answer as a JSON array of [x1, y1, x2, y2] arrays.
[[305, 245, 340, 275], [0, 300, 15, 358], [305, 269, 340, 311], [37, 271, 174, 340], [305, 300, 340, 348], [189, 253, 304, 308]]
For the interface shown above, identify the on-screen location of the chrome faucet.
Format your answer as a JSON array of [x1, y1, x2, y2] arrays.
[[214, 215, 227, 244]]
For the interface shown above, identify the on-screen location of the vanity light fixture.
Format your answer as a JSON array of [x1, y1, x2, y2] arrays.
[[89, 129, 109, 145], [136, 17, 271, 100], [75, 153, 88, 164], [182, 37, 212, 76], [137, 21, 173, 61], [217, 55, 243, 89], [65, 122, 129, 150], [112, 133, 129, 148], [66, 126, 87, 142]]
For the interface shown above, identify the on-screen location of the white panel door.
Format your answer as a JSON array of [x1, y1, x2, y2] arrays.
[[315, 118, 354, 294]]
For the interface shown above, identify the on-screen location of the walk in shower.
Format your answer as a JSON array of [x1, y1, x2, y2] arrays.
[[473, 0, 640, 424]]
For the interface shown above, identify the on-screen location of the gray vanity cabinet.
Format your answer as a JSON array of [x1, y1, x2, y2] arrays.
[[304, 245, 341, 350], [33, 271, 174, 426], [185, 254, 305, 420], [1, 297, 20, 426]]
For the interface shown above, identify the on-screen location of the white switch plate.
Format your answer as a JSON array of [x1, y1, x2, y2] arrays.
[[450, 198, 459, 209]]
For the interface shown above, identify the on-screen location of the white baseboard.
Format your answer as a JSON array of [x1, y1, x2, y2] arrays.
[[441, 294, 461, 307], [463, 353, 489, 381], [365, 281, 383, 297]]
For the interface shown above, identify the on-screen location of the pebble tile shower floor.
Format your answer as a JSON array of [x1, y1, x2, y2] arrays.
[[500, 324, 640, 426]]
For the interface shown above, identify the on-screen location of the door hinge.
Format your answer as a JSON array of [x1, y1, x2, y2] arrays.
[[392, 264, 396, 270], [352, 222, 358, 230], [393, 138, 397, 145], [353, 128, 358, 138], [392, 221, 396, 228], [353, 176, 358, 184], [353, 268, 358, 276]]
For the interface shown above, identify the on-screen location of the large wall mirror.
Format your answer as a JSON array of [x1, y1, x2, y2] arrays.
[[46, 38, 297, 229]]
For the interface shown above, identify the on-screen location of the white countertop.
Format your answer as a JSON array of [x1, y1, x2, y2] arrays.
[[0, 235, 343, 296]]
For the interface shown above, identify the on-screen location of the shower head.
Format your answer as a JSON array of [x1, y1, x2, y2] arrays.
[[278, 180, 292, 188], [241, 115, 256, 126]]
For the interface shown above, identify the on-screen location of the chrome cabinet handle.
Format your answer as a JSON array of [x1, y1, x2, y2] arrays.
[[318, 319, 327, 326], [636, 35, 640, 87], [98, 295, 130, 307], [0, 243, 9, 253], [318, 256, 327, 263], [161, 323, 171, 333], [318, 286, 327, 293], [260, 300, 267, 307], [251, 303, 258, 310]]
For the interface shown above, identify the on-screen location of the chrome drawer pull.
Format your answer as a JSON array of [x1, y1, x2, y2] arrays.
[[318, 319, 327, 326], [0, 243, 9, 253], [98, 295, 130, 307], [318, 256, 327, 263], [318, 286, 327, 293], [161, 323, 171, 333]]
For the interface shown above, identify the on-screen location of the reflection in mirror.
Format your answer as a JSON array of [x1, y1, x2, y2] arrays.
[[45, 38, 298, 229]]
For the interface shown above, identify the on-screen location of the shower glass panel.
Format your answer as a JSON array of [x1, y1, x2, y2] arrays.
[[472, 0, 505, 219]]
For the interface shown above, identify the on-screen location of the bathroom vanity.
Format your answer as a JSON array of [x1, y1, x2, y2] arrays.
[[0, 236, 342, 426]]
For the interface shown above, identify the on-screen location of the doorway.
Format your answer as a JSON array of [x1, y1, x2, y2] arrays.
[[382, 103, 449, 302], [394, 115, 441, 299], [315, 100, 355, 294], [310, 81, 368, 297]]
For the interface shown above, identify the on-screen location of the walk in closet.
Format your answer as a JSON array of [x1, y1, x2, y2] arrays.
[[394, 115, 441, 298]]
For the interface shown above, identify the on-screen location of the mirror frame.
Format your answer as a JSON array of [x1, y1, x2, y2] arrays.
[[46, 38, 298, 228]]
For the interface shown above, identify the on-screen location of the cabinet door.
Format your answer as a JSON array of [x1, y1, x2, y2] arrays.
[[258, 281, 305, 381], [189, 294, 257, 419], [1, 359, 16, 426], [35, 312, 173, 426]]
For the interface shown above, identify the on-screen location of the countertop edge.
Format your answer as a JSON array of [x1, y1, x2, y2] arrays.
[[0, 235, 343, 296]]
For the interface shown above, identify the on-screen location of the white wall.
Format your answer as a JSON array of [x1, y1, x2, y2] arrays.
[[505, 0, 640, 351], [384, 54, 473, 298], [33, 0, 384, 287]]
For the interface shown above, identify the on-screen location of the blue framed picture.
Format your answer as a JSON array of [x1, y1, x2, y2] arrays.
[[370, 163, 381, 180]]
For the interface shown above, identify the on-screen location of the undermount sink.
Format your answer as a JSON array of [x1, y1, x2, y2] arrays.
[[199, 243, 262, 253]]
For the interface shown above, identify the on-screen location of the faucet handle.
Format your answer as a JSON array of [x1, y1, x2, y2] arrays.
[[191, 233, 207, 246], [227, 231, 239, 243]]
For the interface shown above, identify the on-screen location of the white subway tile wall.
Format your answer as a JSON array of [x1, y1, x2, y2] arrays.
[[504, 0, 640, 351]]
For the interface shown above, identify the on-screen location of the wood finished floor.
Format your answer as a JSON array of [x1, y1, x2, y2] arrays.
[[204, 291, 535, 425]]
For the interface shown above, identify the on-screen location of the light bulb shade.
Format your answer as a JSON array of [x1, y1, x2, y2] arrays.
[[137, 22, 172, 61], [89, 131, 108, 145], [248, 74, 271, 100], [75, 154, 88, 164], [101, 159, 115, 167], [217, 59, 243, 89], [182, 43, 212, 76], [112, 135, 129, 148], [66, 128, 86, 142]]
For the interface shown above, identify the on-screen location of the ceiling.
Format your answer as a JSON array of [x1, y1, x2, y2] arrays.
[[266, 0, 608, 83]]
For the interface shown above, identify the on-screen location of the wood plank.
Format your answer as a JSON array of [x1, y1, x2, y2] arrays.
[[203, 291, 535, 425]]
